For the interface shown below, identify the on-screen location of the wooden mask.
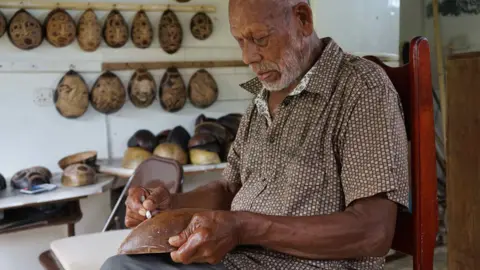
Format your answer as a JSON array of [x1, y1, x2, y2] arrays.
[[54, 70, 90, 119], [131, 10, 153, 49], [103, 9, 129, 48], [190, 12, 213, 40], [188, 69, 219, 109], [8, 9, 44, 50], [0, 11, 6, 38], [77, 9, 101, 52], [44, 8, 76, 47], [158, 9, 183, 54], [90, 71, 126, 114], [159, 67, 187, 112], [127, 69, 156, 108]]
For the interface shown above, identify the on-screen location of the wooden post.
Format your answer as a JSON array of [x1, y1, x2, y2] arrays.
[[446, 52, 480, 270]]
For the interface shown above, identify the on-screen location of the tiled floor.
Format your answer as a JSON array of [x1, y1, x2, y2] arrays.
[[385, 246, 447, 270]]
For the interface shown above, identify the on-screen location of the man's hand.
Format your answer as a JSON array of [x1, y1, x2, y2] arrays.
[[168, 211, 241, 265], [124, 184, 172, 228]]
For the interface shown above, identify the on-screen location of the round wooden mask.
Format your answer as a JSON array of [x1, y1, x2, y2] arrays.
[[8, 9, 44, 50], [128, 69, 156, 108], [0, 11, 6, 38], [44, 8, 76, 48], [158, 9, 183, 54], [77, 9, 101, 52], [190, 12, 213, 40], [131, 10, 153, 49], [188, 69, 218, 109], [54, 70, 90, 119], [103, 9, 129, 48], [159, 67, 186, 112], [90, 71, 126, 114]]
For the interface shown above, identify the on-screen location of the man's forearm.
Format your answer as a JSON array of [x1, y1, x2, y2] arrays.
[[235, 196, 397, 259], [171, 180, 240, 211]]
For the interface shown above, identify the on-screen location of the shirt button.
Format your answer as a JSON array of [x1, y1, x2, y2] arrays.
[[268, 137, 275, 143], [283, 98, 291, 106]]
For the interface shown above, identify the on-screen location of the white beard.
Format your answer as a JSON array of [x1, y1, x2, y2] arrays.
[[257, 35, 310, 92]]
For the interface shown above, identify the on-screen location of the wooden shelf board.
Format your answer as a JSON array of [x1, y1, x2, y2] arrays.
[[0, 1, 216, 12]]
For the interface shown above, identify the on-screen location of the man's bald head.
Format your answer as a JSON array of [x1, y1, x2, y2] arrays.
[[229, 0, 319, 91]]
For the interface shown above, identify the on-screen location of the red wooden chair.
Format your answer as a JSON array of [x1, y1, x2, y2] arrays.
[[364, 36, 438, 269]]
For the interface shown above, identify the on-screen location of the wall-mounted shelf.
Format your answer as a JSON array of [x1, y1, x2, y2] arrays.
[[0, 1, 216, 13], [102, 60, 248, 71]]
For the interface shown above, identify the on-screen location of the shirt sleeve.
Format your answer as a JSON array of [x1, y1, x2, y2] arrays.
[[339, 81, 410, 209]]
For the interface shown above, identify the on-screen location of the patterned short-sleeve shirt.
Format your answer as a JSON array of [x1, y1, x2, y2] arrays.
[[221, 38, 409, 270]]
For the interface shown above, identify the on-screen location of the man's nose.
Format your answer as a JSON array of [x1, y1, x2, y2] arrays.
[[242, 42, 262, 65]]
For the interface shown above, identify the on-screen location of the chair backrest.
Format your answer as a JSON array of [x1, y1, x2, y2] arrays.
[[364, 37, 438, 270], [103, 156, 183, 232]]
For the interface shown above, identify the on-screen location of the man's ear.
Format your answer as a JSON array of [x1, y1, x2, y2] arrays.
[[293, 3, 314, 36]]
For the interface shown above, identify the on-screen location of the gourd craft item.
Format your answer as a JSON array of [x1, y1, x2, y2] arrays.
[[90, 71, 126, 114], [122, 147, 152, 170], [0, 173, 6, 190], [77, 9, 101, 52], [128, 69, 156, 108], [58, 151, 98, 170], [159, 67, 187, 112], [158, 9, 183, 54], [54, 70, 89, 119], [188, 69, 218, 109], [0, 11, 6, 38], [190, 12, 213, 40], [127, 129, 158, 153], [103, 9, 129, 48], [189, 114, 243, 165], [131, 10, 153, 49], [10, 166, 52, 190], [44, 8, 76, 48], [62, 164, 96, 187], [8, 9, 44, 50], [156, 129, 171, 145], [118, 208, 206, 255], [153, 126, 191, 165]]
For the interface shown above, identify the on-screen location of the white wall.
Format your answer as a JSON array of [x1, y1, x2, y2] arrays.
[[311, 0, 400, 55], [0, 1, 252, 269]]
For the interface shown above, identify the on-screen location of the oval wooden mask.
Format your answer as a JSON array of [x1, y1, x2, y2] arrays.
[[8, 9, 44, 50], [103, 9, 129, 48], [190, 12, 213, 40], [188, 69, 218, 109], [0, 11, 6, 38], [44, 8, 76, 48], [54, 70, 90, 119], [77, 9, 101, 52], [159, 67, 186, 112], [128, 69, 156, 108], [131, 10, 153, 49], [90, 71, 126, 114], [158, 9, 182, 54]]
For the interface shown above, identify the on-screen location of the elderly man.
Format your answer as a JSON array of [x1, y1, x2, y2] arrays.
[[101, 0, 409, 269]]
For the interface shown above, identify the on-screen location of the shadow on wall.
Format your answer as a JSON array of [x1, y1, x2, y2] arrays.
[[426, 0, 480, 17]]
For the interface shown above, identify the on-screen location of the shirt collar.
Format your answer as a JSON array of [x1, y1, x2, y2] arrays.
[[239, 37, 344, 97]]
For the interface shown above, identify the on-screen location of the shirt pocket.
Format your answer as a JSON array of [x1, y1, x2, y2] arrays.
[[282, 154, 327, 216]]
